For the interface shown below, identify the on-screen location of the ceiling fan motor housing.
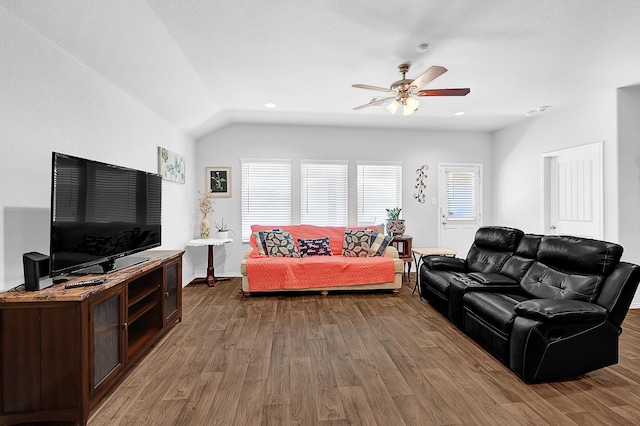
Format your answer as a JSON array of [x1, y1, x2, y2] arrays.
[[391, 64, 415, 92]]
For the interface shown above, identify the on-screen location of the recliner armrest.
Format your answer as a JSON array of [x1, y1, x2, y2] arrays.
[[514, 299, 607, 324], [424, 256, 466, 272], [467, 272, 517, 285]]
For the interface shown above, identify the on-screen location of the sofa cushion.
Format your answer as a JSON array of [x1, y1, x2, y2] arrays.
[[342, 229, 372, 257], [298, 237, 332, 257], [520, 262, 603, 302], [537, 235, 623, 276], [264, 231, 300, 258], [474, 227, 524, 251], [250, 225, 378, 256], [500, 256, 536, 281], [253, 228, 282, 256], [369, 231, 392, 257], [516, 234, 543, 258], [463, 292, 529, 334], [465, 247, 511, 273]]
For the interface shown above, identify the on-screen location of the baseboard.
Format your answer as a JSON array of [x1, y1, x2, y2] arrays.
[[182, 273, 197, 287], [631, 301, 640, 309]]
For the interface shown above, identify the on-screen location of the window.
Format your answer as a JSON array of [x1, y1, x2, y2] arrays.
[[356, 162, 402, 226], [300, 160, 348, 226], [241, 159, 291, 241], [442, 165, 480, 220]]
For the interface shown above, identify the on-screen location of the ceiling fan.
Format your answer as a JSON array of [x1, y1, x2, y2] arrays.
[[352, 63, 470, 116]]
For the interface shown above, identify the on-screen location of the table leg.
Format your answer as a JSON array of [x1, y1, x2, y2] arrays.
[[412, 252, 422, 296], [192, 245, 230, 287]]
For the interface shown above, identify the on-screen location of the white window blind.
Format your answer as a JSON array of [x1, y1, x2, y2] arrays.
[[241, 159, 291, 242], [356, 162, 402, 226], [300, 160, 348, 226], [444, 167, 479, 220]]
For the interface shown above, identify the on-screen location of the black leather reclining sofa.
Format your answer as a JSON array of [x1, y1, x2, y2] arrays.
[[420, 226, 640, 382]]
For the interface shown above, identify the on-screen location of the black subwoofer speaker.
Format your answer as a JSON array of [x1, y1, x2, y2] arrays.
[[23, 252, 51, 291]]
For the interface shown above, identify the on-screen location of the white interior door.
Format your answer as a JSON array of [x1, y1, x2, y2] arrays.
[[438, 164, 483, 258], [543, 142, 603, 238]]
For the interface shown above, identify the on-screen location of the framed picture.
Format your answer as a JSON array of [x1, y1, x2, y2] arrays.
[[206, 167, 231, 197], [157, 146, 185, 184]]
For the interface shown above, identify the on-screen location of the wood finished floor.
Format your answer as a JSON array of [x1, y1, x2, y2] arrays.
[[87, 277, 640, 425]]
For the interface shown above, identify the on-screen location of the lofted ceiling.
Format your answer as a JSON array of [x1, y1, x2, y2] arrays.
[[3, 0, 640, 138]]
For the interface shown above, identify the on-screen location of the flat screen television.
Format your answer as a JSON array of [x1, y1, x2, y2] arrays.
[[50, 152, 162, 277]]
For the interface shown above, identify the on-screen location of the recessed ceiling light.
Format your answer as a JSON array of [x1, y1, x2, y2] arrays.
[[524, 105, 550, 116], [264, 102, 277, 109], [454, 111, 465, 116]]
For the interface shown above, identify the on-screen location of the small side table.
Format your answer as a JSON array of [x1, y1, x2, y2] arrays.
[[411, 247, 457, 296], [187, 238, 233, 287], [390, 235, 413, 281]]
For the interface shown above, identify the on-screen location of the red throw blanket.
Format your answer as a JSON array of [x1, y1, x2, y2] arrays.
[[246, 224, 396, 291]]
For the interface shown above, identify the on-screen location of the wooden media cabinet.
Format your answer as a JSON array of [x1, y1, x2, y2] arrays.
[[0, 250, 183, 426]]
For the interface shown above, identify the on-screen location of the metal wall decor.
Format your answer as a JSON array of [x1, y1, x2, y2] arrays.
[[414, 165, 428, 203]]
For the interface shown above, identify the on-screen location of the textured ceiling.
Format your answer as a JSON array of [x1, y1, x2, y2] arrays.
[[3, 0, 640, 138]]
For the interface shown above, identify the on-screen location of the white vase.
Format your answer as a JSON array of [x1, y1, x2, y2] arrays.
[[216, 231, 229, 239], [200, 217, 211, 239]]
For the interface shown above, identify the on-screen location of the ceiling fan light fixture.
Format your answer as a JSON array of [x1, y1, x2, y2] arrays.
[[403, 97, 420, 116], [386, 99, 400, 114], [352, 63, 469, 115]]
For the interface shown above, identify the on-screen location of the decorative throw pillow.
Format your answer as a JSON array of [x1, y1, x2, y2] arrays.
[[298, 237, 333, 257], [369, 231, 393, 257], [342, 229, 372, 257], [264, 231, 300, 258], [253, 228, 282, 255]]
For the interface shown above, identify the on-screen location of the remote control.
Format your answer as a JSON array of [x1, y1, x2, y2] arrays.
[[64, 278, 107, 289]]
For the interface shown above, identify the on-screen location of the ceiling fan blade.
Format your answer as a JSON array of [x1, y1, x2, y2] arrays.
[[353, 96, 395, 110], [352, 84, 392, 93], [416, 88, 470, 97], [410, 66, 448, 90]]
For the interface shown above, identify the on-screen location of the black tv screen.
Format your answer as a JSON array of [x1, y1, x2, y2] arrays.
[[50, 152, 162, 276]]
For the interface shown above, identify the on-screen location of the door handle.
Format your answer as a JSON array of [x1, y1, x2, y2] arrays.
[[442, 221, 447, 226], [550, 225, 556, 230]]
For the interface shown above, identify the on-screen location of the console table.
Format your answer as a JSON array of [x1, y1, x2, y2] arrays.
[[0, 250, 183, 426], [187, 237, 232, 286]]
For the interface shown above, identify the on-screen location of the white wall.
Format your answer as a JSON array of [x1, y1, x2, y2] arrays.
[[195, 123, 493, 277], [492, 89, 640, 307], [0, 7, 197, 292], [492, 90, 619, 240], [617, 85, 640, 285]]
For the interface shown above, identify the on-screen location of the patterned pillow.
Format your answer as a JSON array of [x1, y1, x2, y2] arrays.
[[342, 229, 372, 257], [298, 237, 333, 257], [369, 231, 393, 257], [264, 231, 300, 258], [253, 228, 282, 255]]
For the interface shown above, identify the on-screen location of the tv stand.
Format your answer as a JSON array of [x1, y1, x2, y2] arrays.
[[0, 250, 183, 426]]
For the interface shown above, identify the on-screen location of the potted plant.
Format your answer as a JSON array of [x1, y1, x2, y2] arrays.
[[385, 207, 406, 236], [215, 219, 234, 239]]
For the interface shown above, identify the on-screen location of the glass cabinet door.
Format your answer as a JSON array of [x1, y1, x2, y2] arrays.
[[90, 290, 125, 394], [164, 261, 180, 324]]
